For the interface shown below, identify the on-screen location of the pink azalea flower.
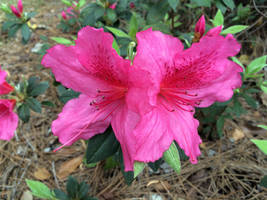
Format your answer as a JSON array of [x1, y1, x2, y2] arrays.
[[10, 0, 23, 18], [131, 28, 242, 165], [0, 67, 13, 95], [109, 2, 117, 10], [41, 26, 151, 170], [61, 11, 67, 20], [0, 99, 18, 140], [129, 2, 135, 9]]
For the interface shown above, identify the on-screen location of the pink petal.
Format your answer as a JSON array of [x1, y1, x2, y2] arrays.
[[109, 3, 117, 10], [0, 99, 18, 141], [17, 0, 23, 14], [134, 28, 184, 82], [195, 15, 205, 37], [205, 26, 222, 37], [75, 26, 130, 87], [170, 35, 242, 107], [10, 5, 21, 18], [52, 94, 112, 146], [0, 67, 13, 95], [61, 11, 67, 20], [111, 105, 140, 171], [133, 105, 201, 165], [42, 44, 112, 97]]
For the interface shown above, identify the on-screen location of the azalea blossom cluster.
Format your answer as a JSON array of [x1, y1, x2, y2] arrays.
[[41, 15, 242, 171], [0, 67, 18, 140], [10, 0, 23, 18]]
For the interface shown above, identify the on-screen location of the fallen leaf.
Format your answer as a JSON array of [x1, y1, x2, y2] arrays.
[[229, 129, 245, 141], [20, 190, 33, 200], [57, 156, 83, 180], [34, 167, 51, 180]]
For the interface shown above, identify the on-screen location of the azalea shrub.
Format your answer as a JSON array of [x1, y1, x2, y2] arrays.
[[0, 66, 49, 140], [1, 0, 36, 43]]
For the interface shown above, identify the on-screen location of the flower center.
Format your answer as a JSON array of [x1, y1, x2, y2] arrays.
[[159, 87, 201, 112]]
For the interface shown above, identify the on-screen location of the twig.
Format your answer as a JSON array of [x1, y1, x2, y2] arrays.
[[52, 161, 60, 188], [252, 0, 267, 18]]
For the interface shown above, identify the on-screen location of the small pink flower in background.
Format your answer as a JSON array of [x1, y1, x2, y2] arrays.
[[10, 0, 23, 18], [109, 2, 117, 10], [0, 67, 13, 95], [61, 11, 67, 20], [0, 99, 18, 141], [42, 26, 151, 170], [131, 28, 242, 165], [17, 0, 23, 14], [129, 2, 135, 9]]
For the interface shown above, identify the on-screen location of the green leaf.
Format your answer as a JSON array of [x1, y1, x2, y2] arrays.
[[260, 85, 267, 94], [242, 94, 258, 109], [26, 179, 55, 199], [105, 26, 130, 39], [216, 116, 225, 137], [133, 162, 145, 178], [77, 0, 86, 8], [129, 13, 138, 41], [8, 24, 21, 38], [2, 21, 17, 31], [54, 189, 68, 200], [212, 9, 224, 27], [260, 175, 267, 188], [258, 125, 267, 130], [222, 0, 235, 10], [50, 37, 74, 45], [215, 0, 227, 14], [1, 3, 11, 14], [41, 101, 55, 107], [221, 25, 248, 35], [246, 56, 267, 75], [106, 9, 117, 22], [26, 97, 42, 113], [86, 126, 120, 163], [61, 0, 72, 6], [17, 104, 30, 122], [94, 6, 105, 20], [117, 149, 134, 185], [251, 139, 267, 155], [163, 142, 181, 174], [66, 176, 79, 198], [29, 82, 49, 97], [147, 1, 169, 24], [112, 39, 120, 55], [168, 0, 179, 10], [191, 0, 211, 7]]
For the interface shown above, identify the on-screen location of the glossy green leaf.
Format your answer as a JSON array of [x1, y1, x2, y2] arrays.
[[222, 0, 235, 10], [134, 162, 145, 178], [105, 26, 130, 39], [112, 39, 120, 55], [168, 0, 179, 10], [106, 9, 117, 22], [26, 179, 55, 199], [61, 0, 72, 6], [163, 142, 181, 174], [129, 13, 138, 41], [258, 125, 267, 130], [212, 9, 224, 27], [50, 37, 74, 45], [251, 139, 267, 155], [191, 0, 211, 7], [246, 56, 267, 75], [77, 0, 86, 8], [216, 116, 225, 137], [29, 82, 49, 97], [260, 85, 267, 94], [26, 97, 42, 113], [221, 25, 248, 35], [17, 103, 30, 122], [86, 126, 120, 163]]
